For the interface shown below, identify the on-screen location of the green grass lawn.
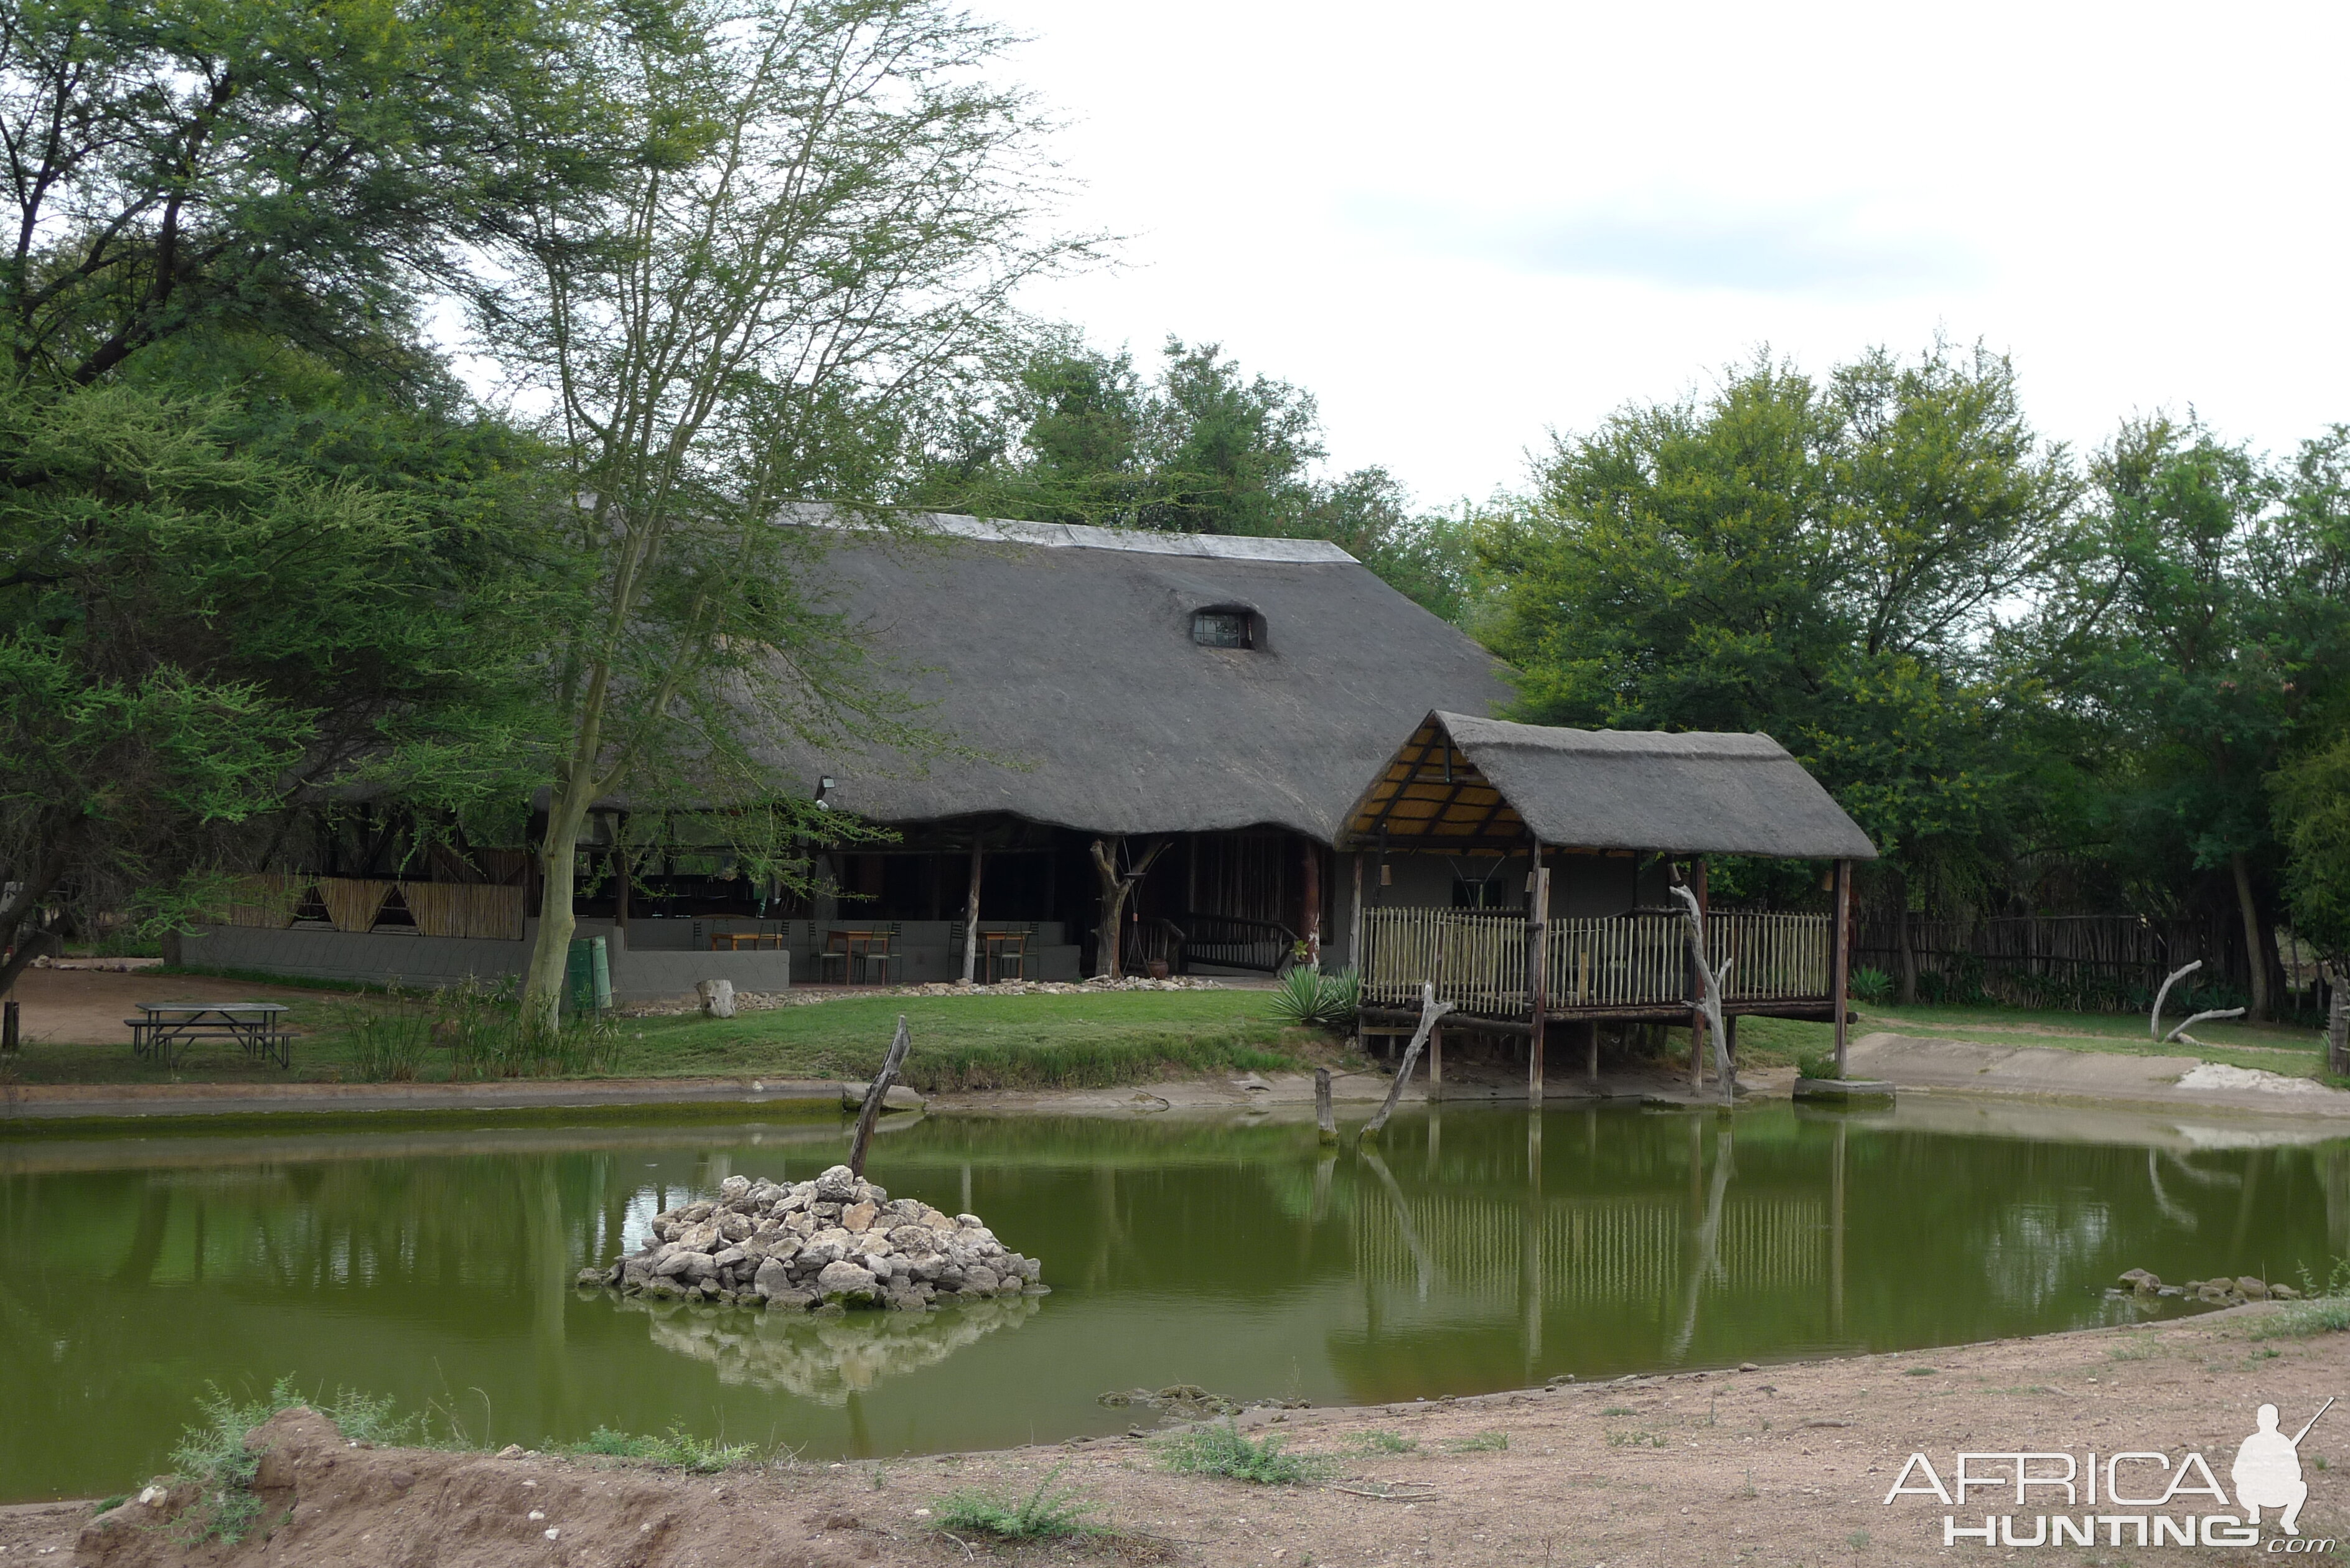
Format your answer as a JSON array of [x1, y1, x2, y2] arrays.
[[0, 989, 1323, 1091]]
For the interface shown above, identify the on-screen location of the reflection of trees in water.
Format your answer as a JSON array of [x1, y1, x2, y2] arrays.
[[619, 1297, 1041, 1404]]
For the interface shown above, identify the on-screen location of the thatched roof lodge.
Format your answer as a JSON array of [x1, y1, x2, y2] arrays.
[[183, 518, 1876, 1065]]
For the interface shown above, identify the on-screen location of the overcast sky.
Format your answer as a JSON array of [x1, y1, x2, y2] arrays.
[[988, 0, 2349, 507]]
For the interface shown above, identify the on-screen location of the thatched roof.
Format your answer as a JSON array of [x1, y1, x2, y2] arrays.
[[1340, 711, 1879, 860], [775, 517, 1514, 841]]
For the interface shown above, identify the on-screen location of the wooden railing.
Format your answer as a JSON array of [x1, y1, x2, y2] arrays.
[[1164, 911, 1299, 975], [1361, 907, 1830, 1016]]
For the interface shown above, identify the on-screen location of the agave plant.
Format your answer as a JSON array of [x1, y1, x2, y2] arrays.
[[1267, 966, 1359, 1030]]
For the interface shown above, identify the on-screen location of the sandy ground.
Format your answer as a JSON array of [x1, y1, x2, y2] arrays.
[[1842, 1030, 2350, 1120], [8, 1302, 2344, 1567], [1, 968, 337, 1048]]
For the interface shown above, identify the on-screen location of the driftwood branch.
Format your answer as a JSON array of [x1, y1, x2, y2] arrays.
[[2165, 1007, 2246, 1047], [1668, 884, 1734, 1104], [1314, 1066, 1337, 1146], [2151, 960, 2201, 1040], [1360, 982, 1450, 1142], [847, 1014, 912, 1177]]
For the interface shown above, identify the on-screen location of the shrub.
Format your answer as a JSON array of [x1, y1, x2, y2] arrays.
[[1156, 1421, 1334, 1485], [341, 1005, 433, 1083], [929, 1464, 1102, 1539], [1848, 966, 1892, 1004], [1795, 1048, 1843, 1081], [1266, 966, 1359, 1030]]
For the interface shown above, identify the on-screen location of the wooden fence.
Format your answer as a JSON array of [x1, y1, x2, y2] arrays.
[[1362, 906, 1832, 1017], [1851, 912, 2251, 1012], [212, 874, 525, 941]]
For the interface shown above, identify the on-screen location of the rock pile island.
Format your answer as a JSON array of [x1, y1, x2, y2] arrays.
[[585, 1165, 1044, 1311]]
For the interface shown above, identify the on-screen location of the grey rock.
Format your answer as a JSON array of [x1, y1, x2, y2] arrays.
[[963, 1266, 1000, 1294], [754, 1258, 797, 1298], [711, 1246, 747, 1269], [817, 1259, 881, 1306], [575, 1267, 607, 1287], [719, 1175, 751, 1202], [2237, 1276, 2269, 1299], [765, 1287, 815, 1311], [813, 1165, 860, 1203], [654, 1251, 699, 1278]]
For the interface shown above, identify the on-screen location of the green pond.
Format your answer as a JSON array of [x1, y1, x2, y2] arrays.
[[4, 1098, 2345, 1501]]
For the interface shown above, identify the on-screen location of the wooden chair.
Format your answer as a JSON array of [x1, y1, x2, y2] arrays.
[[981, 925, 1031, 983]]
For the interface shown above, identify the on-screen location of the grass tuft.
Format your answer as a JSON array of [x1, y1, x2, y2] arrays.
[[163, 1376, 423, 1544], [1346, 1430, 1417, 1455], [1443, 1430, 1509, 1453], [929, 1464, 1103, 1539], [561, 1426, 752, 1472], [1156, 1421, 1336, 1485]]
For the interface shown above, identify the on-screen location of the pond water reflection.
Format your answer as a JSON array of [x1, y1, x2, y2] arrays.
[[2, 1099, 2344, 1500]]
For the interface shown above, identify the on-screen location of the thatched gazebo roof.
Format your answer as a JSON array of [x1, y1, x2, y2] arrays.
[[1339, 711, 1879, 860]]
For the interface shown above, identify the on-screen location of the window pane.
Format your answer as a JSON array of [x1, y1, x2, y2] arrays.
[[1193, 610, 1249, 648]]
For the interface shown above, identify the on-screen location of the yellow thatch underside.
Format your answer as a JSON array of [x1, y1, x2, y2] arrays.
[[1344, 718, 1527, 850]]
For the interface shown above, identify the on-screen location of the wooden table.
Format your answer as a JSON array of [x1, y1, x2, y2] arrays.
[[709, 931, 784, 951], [821, 929, 894, 985], [127, 1002, 293, 1069], [981, 930, 1028, 982]]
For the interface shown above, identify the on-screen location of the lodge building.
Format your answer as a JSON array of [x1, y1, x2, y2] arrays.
[[182, 514, 1874, 1076]]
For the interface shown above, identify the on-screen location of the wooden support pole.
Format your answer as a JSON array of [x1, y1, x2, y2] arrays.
[[848, 1014, 913, 1178], [1831, 858, 1853, 1076], [1351, 852, 1365, 1058], [1301, 836, 1322, 970], [1688, 857, 1708, 1096], [1428, 1022, 1443, 1091], [1315, 1066, 1338, 1146], [960, 841, 983, 985], [1362, 981, 1451, 1142], [1527, 849, 1550, 1103], [1585, 1017, 1599, 1085]]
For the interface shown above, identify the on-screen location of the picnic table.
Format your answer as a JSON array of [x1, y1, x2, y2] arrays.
[[127, 1001, 293, 1069]]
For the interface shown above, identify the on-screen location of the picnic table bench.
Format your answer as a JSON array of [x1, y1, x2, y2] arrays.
[[126, 1001, 293, 1069]]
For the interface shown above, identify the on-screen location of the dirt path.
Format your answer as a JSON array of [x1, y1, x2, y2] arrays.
[[27, 1303, 2348, 1566], [1845, 1030, 2350, 1119]]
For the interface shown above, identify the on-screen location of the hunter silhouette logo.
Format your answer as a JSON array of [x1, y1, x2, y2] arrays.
[[2235, 1398, 2331, 1536], [1882, 1396, 2337, 1550]]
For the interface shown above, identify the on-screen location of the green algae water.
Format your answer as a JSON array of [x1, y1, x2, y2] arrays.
[[3, 1098, 2345, 1501]]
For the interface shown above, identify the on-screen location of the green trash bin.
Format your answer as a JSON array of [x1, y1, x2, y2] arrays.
[[566, 937, 612, 1016]]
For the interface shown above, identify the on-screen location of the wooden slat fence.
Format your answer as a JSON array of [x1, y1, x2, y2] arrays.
[[1852, 912, 2250, 1012], [1364, 907, 1831, 1016]]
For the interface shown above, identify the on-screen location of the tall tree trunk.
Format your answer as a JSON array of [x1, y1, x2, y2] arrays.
[[521, 790, 594, 1034], [2231, 851, 2270, 1023], [1090, 836, 1127, 979], [0, 833, 78, 1001], [1088, 836, 1168, 979]]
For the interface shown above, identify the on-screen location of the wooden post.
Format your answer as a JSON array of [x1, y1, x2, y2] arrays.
[[1315, 1066, 1338, 1146], [1428, 1022, 1443, 1091], [1831, 858, 1853, 1076], [1688, 857, 1708, 1096], [1527, 849, 1550, 1103], [847, 1014, 913, 1178], [1351, 852, 1366, 1058], [960, 840, 983, 985], [2327, 973, 2348, 1076], [1362, 982, 1451, 1142], [1585, 1017, 1599, 1086], [1301, 836, 1322, 970], [1, 998, 16, 1055]]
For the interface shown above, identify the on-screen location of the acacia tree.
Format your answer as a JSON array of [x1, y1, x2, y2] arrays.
[[1482, 344, 2076, 998], [475, 0, 1087, 1030], [0, 0, 606, 385]]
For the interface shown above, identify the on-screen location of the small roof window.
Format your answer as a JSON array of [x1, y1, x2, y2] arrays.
[[1192, 609, 1253, 649]]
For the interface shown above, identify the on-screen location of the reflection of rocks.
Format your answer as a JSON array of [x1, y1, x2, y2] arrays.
[[582, 1165, 1044, 1312], [616, 1290, 1042, 1402]]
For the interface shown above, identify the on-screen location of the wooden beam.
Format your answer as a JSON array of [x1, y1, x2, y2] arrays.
[[1527, 845, 1550, 1103], [960, 839, 983, 984], [1832, 858, 1853, 1074]]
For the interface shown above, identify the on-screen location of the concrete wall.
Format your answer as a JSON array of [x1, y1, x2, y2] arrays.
[[176, 920, 793, 1003]]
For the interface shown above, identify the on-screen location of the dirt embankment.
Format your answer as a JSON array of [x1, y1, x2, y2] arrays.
[[11, 1304, 2346, 1567]]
